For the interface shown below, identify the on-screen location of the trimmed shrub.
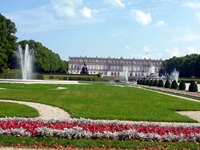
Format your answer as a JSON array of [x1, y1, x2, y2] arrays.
[[146, 80, 150, 85], [149, 80, 154, 86], [153, 79, 158, 86], [164, 80, 171, 88], [179, 80, 186, 90], [189, 81, 198, 92], [137, 79, 140, 84], [158, 80, 164, 87], [171, 80, 178, 89], [142, 79, 146, 85]]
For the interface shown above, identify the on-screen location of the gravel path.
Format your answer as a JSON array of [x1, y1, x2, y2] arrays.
[[0, 100, 70, 120]]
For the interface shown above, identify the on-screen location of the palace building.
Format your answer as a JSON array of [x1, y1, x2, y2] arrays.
[[68, 56, 163, 77]]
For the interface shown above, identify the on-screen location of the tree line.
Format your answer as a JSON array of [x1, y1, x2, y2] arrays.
[[0, 13, 67, 74], [163, 54, 200, 78]]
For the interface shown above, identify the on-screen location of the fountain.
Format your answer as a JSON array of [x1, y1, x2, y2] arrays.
[[146, 63, 158, 79], [169, 68, 179, 82], [124, 66, 128, 82], [17, 44, 34, 80], [148, 63, 155, 76], [0, 44, 79, 84]]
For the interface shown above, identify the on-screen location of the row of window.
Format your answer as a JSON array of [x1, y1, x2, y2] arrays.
[[70, 65, 160, 72], [70, 70, 156, 77]]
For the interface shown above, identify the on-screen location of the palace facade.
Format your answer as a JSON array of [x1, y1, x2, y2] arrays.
[[68, 56, 162, 77]]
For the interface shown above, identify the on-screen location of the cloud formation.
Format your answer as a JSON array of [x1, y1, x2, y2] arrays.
[[165, 47, 181, 57], [104, 0, 125, 8], [131, 9, 152, 26], [183, 2, 200, 9], [172, 33, 200, 42], [155, 20, 165, 27]]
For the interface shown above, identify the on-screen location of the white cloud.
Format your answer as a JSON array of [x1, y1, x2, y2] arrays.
[[104, 0, 125, 8], [130, 9, 152, 26], [183, 2, 200, 9], [51, 0, 83, 18], [172, 33, 200, 42], [5, 0, 103, 33], [165, 47, 181, 57], [155, 20, 165, 27], [187, 47, 200, 54], [80, 7, 98, 18]]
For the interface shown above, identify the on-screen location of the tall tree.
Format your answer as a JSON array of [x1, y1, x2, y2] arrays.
[[0, 14, 17, 72], [18, 40, 66, 73]]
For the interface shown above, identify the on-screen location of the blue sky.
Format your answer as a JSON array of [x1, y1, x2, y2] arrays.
[[1, 0, 200, 60]]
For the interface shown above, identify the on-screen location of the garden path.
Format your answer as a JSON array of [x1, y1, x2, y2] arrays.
[[0, 100, 70, 120]]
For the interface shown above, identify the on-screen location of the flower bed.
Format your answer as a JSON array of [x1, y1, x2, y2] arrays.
[[146, 86, 200, 98], [0, 118, 200, 142]]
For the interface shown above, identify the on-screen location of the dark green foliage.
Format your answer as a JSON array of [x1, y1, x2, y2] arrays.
[[165, 54, 200, 77], [153, 79, 158, 86], [164, 80, 171, 88], [149, 80, 154, 86], [179, 80, 186, 90], [137, 79, 142, 85], [158, 80, 164, 87], [146, 80, 149, 86], [171, 80, 178, 89], [0, 14, 17, 72], [137, 79, 140, 84], [142, 79, 146, 85], [189, 81, 198, 92], [18, 40, 67, 73]]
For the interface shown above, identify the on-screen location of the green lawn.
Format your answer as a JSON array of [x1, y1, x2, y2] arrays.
[[0, 102, 39, 118], [0, 83, 200, 122]]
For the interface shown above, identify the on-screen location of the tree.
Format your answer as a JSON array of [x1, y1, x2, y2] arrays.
[[153, 79, 158, 86], [189, 81, 198, 92], [171, 80, 178, 89], [18, 40, 66, 73], [164, 80, 171, 88], [0, 14, 17, 72], [149, 80, 154, 86], [158, 80, 164, 87], [179, 80, 186, 90]]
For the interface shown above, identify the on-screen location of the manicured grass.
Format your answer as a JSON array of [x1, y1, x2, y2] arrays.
[[0, 83, 200, 122], [0, 102, 39, 118], [0, 136, 199, 149]]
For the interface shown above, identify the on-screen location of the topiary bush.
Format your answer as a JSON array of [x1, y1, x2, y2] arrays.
[[179, 80, 186, 90], [153, 79, 158, 86], [171, 80, 178, 89], [164, 80, 171, 88], [158, 80, 164, 87], [146, 80, 150, 86], [189, 81, 198, 92], [149, 80, 154, 86], [142, 79, 146, 85], [137, 79, 140, 84]]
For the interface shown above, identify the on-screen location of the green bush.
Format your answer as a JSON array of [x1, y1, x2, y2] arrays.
[[34, 74, 44, 80], [158, 80, 164, 87], [142, 79, 146, 85], [171, 80, 178, 89], [149, 80, 154, 86], [179, 80, 186, 90], [164, 80, 171, 88], [189, 81, 198, 92], [146, 80, 150, 86], [153, 79, 158, 86], [137, 79, 141, 84]]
